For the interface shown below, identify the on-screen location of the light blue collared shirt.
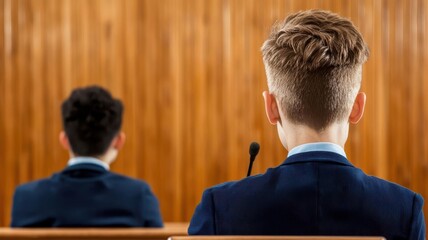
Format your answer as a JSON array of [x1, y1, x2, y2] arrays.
[[68, 157, 110, 171], [287, 142, 347, 158]]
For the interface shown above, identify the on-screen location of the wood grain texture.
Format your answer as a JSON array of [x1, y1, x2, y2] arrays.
[[0, 0, 427, 226], [0, 222, 188, 240]]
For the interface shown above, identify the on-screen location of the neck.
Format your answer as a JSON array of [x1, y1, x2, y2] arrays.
[[282, 122, 349, 151]]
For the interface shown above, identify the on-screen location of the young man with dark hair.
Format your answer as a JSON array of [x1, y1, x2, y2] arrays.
[[11, 86, 163, 227], [188, 10, 425, 239]]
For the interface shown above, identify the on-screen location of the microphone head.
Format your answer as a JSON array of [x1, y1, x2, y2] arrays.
[[249, 142, 260, 156]]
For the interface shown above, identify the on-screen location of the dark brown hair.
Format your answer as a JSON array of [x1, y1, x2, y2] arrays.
[[262, 10, 369, 130], [61, 86, 123, 156]]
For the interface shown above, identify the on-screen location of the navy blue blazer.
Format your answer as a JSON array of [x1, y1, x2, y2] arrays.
[[11, 163, 163, 227], [189, 151, 425, 240]]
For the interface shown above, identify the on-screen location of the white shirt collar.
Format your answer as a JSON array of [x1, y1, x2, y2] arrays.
[[287, 142, 347, 158], [68, 157, 110, 170]]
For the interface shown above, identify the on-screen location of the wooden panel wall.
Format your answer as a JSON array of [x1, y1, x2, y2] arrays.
[[1, 0, 427, 226]]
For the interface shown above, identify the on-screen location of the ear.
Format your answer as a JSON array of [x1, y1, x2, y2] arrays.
[[111, 132, 126, 150], [59, 131, 71, 150], [263, 91, 281, 125], [349, 92, 366, 124]]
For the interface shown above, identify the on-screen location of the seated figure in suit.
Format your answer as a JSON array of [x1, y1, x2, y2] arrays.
[[11, 86, 163, 227], [188, 10, 425, 239]]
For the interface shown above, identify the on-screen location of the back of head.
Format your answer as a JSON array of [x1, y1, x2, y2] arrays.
[[61, 86, 123, 157], [262, 10, 369, 131]]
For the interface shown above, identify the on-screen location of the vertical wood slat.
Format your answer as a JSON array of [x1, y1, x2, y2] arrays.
[[0, 0, 5, 227], [1, 0, 427, 226], [3, 0, 18, 227], [424, 0, 428, 205]]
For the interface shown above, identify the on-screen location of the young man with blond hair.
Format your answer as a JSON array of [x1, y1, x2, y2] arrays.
[[188, 10, 425, 239]]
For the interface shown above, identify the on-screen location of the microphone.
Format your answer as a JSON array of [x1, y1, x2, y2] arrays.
[[246, 142, 260, 177]]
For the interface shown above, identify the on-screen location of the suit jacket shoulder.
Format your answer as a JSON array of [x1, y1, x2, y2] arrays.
[[188, 152, 425, 240], [11, 165, 163, 227]]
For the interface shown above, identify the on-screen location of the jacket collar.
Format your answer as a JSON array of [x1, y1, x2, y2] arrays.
[[280, 151, 354, 167], [63, 163, 108, 173]]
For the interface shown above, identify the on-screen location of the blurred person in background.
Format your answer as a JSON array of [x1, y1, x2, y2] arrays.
[[11, 86, 163, 227]]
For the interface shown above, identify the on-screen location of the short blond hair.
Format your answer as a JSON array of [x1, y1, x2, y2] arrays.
[[262, 10, 369, 131]]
